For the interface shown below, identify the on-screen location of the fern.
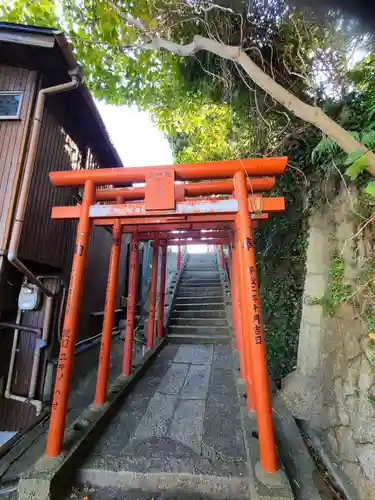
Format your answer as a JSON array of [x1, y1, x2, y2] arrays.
[[311, 136, 339, 163]]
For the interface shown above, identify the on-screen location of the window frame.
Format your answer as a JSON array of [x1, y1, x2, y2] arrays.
[[0, 91, 23, 120]]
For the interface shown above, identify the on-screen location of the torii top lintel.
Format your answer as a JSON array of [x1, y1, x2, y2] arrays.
[[95, 177, 276, 201], [49, 157, 287, 187]]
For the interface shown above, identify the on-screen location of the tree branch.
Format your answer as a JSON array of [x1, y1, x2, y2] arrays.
[[109, 2, 375, 174]]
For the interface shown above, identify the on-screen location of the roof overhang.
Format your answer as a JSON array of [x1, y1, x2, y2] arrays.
[[0, 22, 123, 169]]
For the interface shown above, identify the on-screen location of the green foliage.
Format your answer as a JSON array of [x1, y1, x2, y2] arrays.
[[366, 307, 375, 333], [323, 251, 352, 316], [364, 180, 375, 197], [0, 0, 58, 26], [344, 149, 366, 167], [0, 0, 178, 107], [255, 161, 311, 380], [311, 137, 339, 164], [356, 261, 375, 334], [312, 129, 375, 199], [154, 97, 242, 163], [345, 154, 368, 181]]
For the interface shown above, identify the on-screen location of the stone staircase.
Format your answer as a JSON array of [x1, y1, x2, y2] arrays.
[[167, 253, 230, 344]]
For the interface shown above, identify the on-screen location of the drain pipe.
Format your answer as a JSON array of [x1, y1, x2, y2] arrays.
[[28, 293, 54, 400], [4, 310, 43, 415], [7, 69, 80, 296]]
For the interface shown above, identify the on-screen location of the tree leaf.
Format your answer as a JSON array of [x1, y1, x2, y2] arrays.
[[361, 130, 375, 148], [364, 180, 375, 198], [345, 155, 369, 180], [344, 148, 366, 166]]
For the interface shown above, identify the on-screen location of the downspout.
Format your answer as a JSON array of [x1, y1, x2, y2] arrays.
[[4, 310, 43, 415], [28, 293, 54, 400], [7, 68, 80, 296]]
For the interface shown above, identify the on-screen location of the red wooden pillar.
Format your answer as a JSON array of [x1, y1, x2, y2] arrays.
[[219, 244, 225, 269], [234, 220, 255, 408], [147, 243, 159, 349], [177, 245, 181, 271], [122, 233, 139, 376], [234, 170, 277, 473], [229, 232, 246, 380], [94, 210, 122, 405], [46, 180, 95, 457], [157, 243, 167, 338]]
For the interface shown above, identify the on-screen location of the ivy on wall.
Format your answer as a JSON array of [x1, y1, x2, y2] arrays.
[[255, 161, 311, 381]]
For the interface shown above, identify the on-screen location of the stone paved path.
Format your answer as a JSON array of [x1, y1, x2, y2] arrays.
[[76, 344, 249, 498]]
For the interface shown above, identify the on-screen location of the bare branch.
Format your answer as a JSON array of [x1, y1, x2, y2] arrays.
[[108, 0, 147, 33], [107, 1, 375, 174]]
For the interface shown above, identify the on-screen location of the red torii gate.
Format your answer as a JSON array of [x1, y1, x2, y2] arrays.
[[45, 157, 287, 475]]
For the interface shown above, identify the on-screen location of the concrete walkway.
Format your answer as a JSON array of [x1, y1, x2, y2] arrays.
[[67, 254, 293, 500], [5, 253, 294, 500], [73, 343, 250, 499]]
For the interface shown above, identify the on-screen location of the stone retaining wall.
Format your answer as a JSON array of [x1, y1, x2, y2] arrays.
[[281, 186, 375, 500]]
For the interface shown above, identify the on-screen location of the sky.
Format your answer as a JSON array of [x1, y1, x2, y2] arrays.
[[97, 103, 207, 253], [96, 102, 173, 167]]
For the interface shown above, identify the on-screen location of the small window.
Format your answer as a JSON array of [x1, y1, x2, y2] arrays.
[[0, 92, 23, 120]]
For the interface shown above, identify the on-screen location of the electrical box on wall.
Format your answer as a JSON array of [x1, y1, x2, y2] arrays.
[[18, 279, 42, 311]]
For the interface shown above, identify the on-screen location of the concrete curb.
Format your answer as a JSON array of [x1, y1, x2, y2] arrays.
[[78, 470, 250, 499], [18, 338, 166, 500], [272, 394, 323, 500]]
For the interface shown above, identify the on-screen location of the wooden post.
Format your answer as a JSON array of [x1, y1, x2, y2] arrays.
[[234, 170, 277, 473], [46, 180, 95, 457], [234, 218, 255, 409], [122, 233, 139, 376], [157, 243, 167, 338], [177, 245, 181, 271], [229, 232, 246, 380], [219, 244, 225, 269], [94, 214, 122, 405], [147, 243, 159, 349]]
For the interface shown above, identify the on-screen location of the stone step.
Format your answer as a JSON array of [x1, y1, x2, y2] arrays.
[[177, 288, 222, 294], [167, 333, 230, 345], [177, 292, 223, 299], [182, 269, 218, 273], [169, 317, 228, 327], [175, 296, 224, 305], [181, 275, 220, 279], [181, 273, 220, 281], [183, 272, 218, 276], [181, 279, 220, 283], [179, 281, 221, 289], [180, 282, 220, 286], [181, 273, 219, 277], [168, 325, 229, 335], [184, 267, 217, 271], [68, 483, 247, 500], [181, 284, 220, 288], [172, 309, 226, 318], [173, 302, 225, 311]]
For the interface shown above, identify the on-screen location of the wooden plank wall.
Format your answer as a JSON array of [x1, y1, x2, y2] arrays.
[[18, 102, 78, 268], [0, 71, 129, 433], [0, 65, 37, 251], [78, 230, 129, 342]]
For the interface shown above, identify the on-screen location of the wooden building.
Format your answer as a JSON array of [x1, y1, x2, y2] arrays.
[[0, 23, 130, 435]]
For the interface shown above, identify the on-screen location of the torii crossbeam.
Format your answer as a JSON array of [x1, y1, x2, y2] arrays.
[[45, 157, 287, 477]]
